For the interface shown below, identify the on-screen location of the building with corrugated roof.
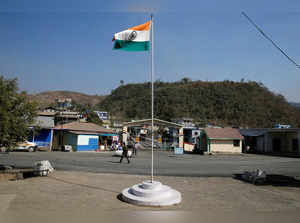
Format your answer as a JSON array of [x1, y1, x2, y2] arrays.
[[53, 121, 117, 151], [28, 114, 55, 150], [239, 128, 300, 155], [198, 127, 244, 153]]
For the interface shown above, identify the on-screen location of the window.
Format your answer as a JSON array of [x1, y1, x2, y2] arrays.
[[233, 140, 240, 147]]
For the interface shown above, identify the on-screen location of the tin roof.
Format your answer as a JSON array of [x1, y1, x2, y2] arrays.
[[68, 131, 117, 136], [38, 111, 56, 116], [239, 129, 266, 137], [204, 127, 243, 140], [31, 116, 55, 128], [240, 128, 300, 135], [55, 121, 114, 134]]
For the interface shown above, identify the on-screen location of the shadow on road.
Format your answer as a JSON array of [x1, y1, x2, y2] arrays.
[[107, 161, 122, 164], [233, 173, 300, 187], [48, 175, 120, 194]]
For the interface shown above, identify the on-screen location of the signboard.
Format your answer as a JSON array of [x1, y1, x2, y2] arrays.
[[174, 147, 184, 155], [94, 111, 108, 120]]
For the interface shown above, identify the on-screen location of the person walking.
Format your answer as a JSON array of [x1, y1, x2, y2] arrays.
[[132, 142, 137, 156], [120, 142, 130, 163]]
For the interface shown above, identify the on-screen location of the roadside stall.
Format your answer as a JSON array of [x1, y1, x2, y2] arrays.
[[99, 133, 119, 150]]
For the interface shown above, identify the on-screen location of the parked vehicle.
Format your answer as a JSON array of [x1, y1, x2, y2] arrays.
[[61, 145, 73, 152], [16, 141, 38, 152]]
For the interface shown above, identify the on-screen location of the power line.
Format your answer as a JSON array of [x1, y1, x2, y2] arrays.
[[242, 11, 300, 70]]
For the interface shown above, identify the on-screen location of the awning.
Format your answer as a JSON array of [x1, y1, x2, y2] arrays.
[[67, 131, 103, 135], [239, 129, 266, 137], [100, 133, 118, 136]]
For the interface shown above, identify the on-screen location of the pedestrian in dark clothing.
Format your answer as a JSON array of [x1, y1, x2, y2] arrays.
[[120, 143, 130, 163], [132, 142, 137, 156]]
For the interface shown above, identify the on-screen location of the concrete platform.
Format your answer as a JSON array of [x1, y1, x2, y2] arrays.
[[122, 180, 181, 206]]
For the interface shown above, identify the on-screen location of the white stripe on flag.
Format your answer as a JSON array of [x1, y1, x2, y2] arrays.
[[114, 30, 150, 42]]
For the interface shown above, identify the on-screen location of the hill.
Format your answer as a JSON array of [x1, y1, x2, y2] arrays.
[[99, 80, 300, 128], [29, 91, 105, 108]]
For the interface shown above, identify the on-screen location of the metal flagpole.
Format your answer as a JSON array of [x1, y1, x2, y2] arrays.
[[121, 15, 181, 207], [121, 15, 181, 206], [151, 13, 154, 183]]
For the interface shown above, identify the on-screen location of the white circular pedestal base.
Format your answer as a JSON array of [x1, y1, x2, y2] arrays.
[[121, 180, 181, 206]]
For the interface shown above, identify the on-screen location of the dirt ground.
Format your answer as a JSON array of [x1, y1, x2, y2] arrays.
[[1, 171, 300, 223]]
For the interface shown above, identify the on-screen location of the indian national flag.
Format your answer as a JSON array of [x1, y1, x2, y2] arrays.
[[113, 20, 151, 51]]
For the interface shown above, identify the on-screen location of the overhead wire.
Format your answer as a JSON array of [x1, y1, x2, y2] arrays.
[[242, 11, 300, 70]]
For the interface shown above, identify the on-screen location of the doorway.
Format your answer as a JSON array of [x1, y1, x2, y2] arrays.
[[272, 138, 281, 152]]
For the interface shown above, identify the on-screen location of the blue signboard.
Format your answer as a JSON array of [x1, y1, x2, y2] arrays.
[[94, 111, 108, 120], [32, 129, 52, 148]]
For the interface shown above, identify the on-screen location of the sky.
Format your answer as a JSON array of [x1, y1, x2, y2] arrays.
[[1, 0, 300, 102]]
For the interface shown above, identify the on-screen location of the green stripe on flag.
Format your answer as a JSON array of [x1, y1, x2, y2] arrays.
[[113, 40, 150, 51]]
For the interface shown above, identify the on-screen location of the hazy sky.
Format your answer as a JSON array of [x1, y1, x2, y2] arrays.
[[1, 0, 300, 102]]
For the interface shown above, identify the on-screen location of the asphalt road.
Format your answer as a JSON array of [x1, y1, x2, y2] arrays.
[[1, 150, 300, 177]]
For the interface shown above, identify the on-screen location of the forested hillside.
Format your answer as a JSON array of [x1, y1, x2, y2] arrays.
[[99, 80, 300, 128]]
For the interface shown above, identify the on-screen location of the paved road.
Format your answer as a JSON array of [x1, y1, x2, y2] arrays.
[[1, 151, 300, 177]]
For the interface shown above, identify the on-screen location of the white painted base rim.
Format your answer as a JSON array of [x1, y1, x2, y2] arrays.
[[121, 180, 181, 206]]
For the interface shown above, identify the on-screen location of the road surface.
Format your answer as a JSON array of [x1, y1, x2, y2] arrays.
[[1, 151, 300, 177]]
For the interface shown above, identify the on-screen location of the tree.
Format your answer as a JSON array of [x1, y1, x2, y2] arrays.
[[0, 76, 38, 149], [87, 110, 103, 126], [98, 79, 299, 128], [181, 77, 191, 84]]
